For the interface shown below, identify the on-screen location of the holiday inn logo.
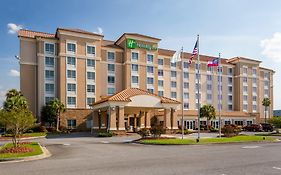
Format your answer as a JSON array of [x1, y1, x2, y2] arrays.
[[126, 38, 157, 50]]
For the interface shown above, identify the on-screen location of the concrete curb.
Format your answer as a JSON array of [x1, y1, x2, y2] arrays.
[[0, 143, 51, 163], [0, 136, 46, 141]]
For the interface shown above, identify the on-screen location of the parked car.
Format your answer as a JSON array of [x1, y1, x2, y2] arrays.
[[260, 123, 274, 132], [243, 124, 263, 132], [0, 127, 5, 135]]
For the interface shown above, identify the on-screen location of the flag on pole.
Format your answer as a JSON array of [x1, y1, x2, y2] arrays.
[[207, 58, 219, 67], [188, 39, 199, 64], [171, 50, 181, 63]]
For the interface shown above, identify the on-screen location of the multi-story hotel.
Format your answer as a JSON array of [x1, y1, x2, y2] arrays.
[[18, 28, 274, 132]]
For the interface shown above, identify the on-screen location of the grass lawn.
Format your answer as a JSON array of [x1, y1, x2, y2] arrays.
[[3, 132, 47, 138], [139, 136, 276, 145], [255, 133, 281, 136], [0, 142, 43, 159]]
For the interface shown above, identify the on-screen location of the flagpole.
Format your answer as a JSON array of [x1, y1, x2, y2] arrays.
[[197, 34, 200, 141], [181, 46, 184, 140], [218, 53, 222, 138]]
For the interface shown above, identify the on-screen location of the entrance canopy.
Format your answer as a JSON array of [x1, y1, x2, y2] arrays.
[[92, 88, 180, 110]]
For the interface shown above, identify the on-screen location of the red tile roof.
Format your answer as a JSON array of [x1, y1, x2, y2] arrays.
[[93, 88, 181, 106], [18, 29, 55, 39]]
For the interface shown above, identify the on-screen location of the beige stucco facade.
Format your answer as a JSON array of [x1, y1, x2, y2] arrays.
[[18, 28, 274, 131]]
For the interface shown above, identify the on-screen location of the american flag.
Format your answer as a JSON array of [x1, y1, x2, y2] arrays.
[[188, 39, 198, 64]]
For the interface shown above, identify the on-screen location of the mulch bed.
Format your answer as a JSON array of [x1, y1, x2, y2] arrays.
[[0, 146, 34, 154]]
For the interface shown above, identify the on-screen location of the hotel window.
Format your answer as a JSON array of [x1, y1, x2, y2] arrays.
[[87, 85, 95, 93], [158, 69, 163, 76], [243, 66, 248, 74], [184, 72, 189, 79], [243, 77, 248, 83], [253, 105, 257, 111], [132, 76, 139, 84], [108, 76, 115, 84], [147, 89, 154, 93], [147, 66, 154, 73], [158, 58, 164, 65], [171, 92, 177, 99], [218, 76, 222, 82], [67, 97, 76, 105], [228, 95, 233, 102], [195, 63, 200, 70], [147, 77, 154, 84], [45, 57, 54, 67], [45, 70, 55, 80], [158, 80, 164, 87], [108, 87, 115, 95], [228, 86, 232, 94], [253, 87, 257, 93], [171, 62, 176, 68], [45, 97, 54, 105], [147, 54, 154, 63], [217, 66, 223, 73], [184, 92, 189, 99], [225, 120, 231, 125], [67, 43, 76, 53], [228, 68, 233, 75], [207, 84, 212, 91], [264, 72, 269, 80], [253, 68, 257, 76], [67, 83, 76, 92], [87, 59, 95, 68], [264, 89, 269, 96], [87, 72, 95, 80], [253, 77, 257, 84], [108, 64, 115, 72], [45, 43, 55, 54], [132, 64, 138, 72], [253, 96, 257, 102], [218, 85, 222, 91], [207, 75, 212, 81], [171, 71, 177, 77], [67, 57, 76, 66], [196, 73, 201, 80], [228, 105, 233, 111], [184, 103, 189, 109], [196, 83, 201, 91], [243, 86, 248, 93], [67, 119, 76, 129], [45, 83, 54, 94], [264, 81, 269, 87], [228, 77, 233, 84], [158, 91, 164, 97], [107, 52, 115, 61], [207, 94, 212, 101], [234, 121, 244, 126], [207, 66, 212, 72], [184, 82, 189, 89], [132, 52, 139, 61], [243, 104, 248, 111], [87, 46, 96, 55], [183, 62, 189, 69], [87, 98, 95, 106], [171, 81, 177, 88]]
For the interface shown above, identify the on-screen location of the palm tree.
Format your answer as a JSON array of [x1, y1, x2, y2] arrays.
[[5, 89, 22, 99], [262, 98, 271, 123], [200, 104, 216, 129], [3, 89, 28, 111], [49, 98, 66, 131]]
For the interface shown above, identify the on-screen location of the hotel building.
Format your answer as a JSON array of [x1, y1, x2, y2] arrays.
[[18, 28, 274, 132]]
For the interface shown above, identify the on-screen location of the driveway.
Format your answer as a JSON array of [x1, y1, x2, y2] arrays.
[[1, 134, 281, 175]]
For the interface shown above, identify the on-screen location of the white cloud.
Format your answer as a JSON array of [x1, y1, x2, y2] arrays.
[[9, 69, 20, 77], [261, 32, 281, 62], [7, 23, 23, 34], [96, 27, 103, 35]]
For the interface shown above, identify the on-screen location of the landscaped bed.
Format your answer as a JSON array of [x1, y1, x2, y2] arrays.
[[0, 142, 43, 159], [0, 132, 47, 139], [138, 136, 276, 145]]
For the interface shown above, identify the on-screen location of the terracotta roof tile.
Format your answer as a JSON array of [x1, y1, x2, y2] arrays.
[[93, 88, 180, 106], [18, 29, 55, 39]]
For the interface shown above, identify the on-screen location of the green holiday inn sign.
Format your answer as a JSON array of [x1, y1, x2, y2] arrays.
[[127, 38, 157, 50]]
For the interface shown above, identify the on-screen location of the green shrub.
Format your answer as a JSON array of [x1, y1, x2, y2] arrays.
[[28, 124, 47, 133], [209, 127, 219, 133], [150, 125, 165, 138], [97, 132, 113, 137], [222, 124, 241, 137], [138, 128, 150, 138], [176, 129, 192, 135]]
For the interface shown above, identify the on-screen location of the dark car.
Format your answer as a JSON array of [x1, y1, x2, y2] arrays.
[[260, 123, 274, 132], [243, 124, 263, 132], [0, 127, 5, 135]]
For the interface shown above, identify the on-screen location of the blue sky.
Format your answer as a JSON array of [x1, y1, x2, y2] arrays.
[[1, 0, 281, 109]]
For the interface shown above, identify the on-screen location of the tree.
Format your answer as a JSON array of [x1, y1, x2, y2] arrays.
[[3, 89, 28, 111], [41, 105, 57, 127], [48, 98, 66, 131], [268, 116, 281, 133], [200, 104, 216, 129], [0, 110, 36, 147], [262, 98, 271, 123]]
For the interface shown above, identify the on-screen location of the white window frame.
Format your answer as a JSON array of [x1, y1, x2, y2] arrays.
[[86, 44, 96, 57], [66, 41, 77, 55]]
